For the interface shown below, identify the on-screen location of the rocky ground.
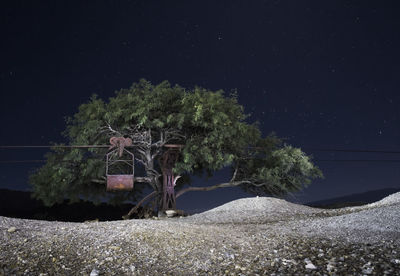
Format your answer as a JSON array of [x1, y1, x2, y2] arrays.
[[1, 193, 399, 275]]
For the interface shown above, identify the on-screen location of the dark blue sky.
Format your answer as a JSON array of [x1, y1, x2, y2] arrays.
[[1, 1, 400, 211]]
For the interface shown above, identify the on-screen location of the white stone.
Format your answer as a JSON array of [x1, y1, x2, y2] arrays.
[[165, 210, 177, 217], [7, 227, 17, 233], [90, 268, 99, 276], [327, 263, 335, 272], [305, 263, 317, 270], [362, 262, 373, 274]]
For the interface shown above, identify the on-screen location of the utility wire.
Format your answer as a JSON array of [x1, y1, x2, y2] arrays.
[[304, 148, 400, 154], [0, 160, 46, 163], [0, 145, 109, 149], [2, 159, 400, 164], [316, 159, 400, 163], [2, 145, 400, 164], [1, 145, 400, 154]]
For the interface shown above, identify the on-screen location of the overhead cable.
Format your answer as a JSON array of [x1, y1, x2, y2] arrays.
[[1, 145, 400, 154]]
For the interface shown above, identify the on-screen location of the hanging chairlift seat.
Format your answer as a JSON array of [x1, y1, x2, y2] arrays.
[[106, 148, 134, 191], [107, 174, 134, 191]]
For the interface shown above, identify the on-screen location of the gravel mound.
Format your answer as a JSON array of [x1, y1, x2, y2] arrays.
[[185, 192, 400, 245], [186, 196, 324, 224], [367, 191, 400, 207], [296, 194, 400, 244], [1, 192, 400, 275]]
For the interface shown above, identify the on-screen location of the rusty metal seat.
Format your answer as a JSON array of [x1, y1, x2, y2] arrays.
[[106, 174, 134, 191], [106, 145, 134, 191]]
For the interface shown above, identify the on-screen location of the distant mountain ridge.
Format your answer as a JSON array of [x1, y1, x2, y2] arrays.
[[305, 188, 400, 209]]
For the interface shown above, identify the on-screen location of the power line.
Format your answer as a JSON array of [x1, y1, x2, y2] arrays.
[[0, 145, 109, 149], [2, 159, 400, 164], [248, 146, 400, 154], [2, 144, 400, 164], [316, 159, 400, 163], [304, 148, 400, 154], [0, 160, 46, 164], [1, 144, 400, 154]]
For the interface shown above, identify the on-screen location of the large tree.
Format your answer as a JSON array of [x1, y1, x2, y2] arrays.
[[30, 79, 322, 217]]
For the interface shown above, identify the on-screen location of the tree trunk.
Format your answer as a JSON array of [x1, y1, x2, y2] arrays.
[[142, 150, 165, 216], [122, 191, 157, 219], [122, 175, 162, 219], [157, 193, 166, 217], [151, 175, 164, 217], [147, 177, 164, 217]]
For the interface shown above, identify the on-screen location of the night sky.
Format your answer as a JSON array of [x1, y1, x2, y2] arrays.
[[1, 1, 400, 212]]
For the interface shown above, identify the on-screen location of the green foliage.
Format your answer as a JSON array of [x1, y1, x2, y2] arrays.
[[30, 79, 322, 207], [29, 144, 139, 207], [237, 144, 323, 196]]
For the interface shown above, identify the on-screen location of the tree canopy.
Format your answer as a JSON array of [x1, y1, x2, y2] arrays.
[[30, 79, 322, 213]]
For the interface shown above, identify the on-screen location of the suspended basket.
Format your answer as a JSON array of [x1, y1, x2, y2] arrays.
[[106, 147, 134, 191]]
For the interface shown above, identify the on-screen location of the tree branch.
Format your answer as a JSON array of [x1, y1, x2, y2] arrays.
[[134, 156, 147, 167], [146, 168, 161, 179], [134, 177, 152, 182], [148, 128, 152, 145], [175, 180, 252, 198], [173, 175, 181, 186], [165, 128, 186, 143], [230, 165, 239, 182], [122, 191, 157, 220], [91, 179, 106, 184], [106, 123, 122, 136], [151, 148, 163, 160]]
